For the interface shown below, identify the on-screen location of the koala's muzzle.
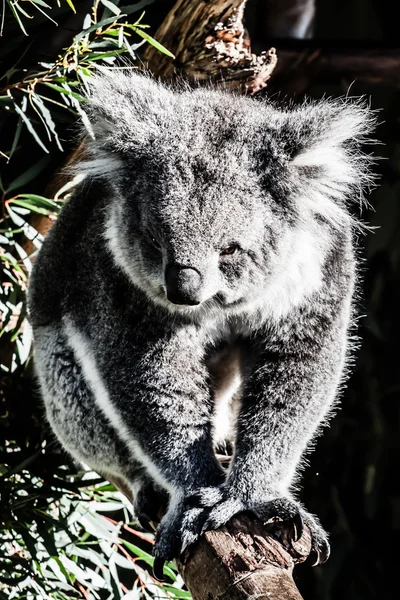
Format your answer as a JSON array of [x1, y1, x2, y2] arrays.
[[165, 264, 202, 306]]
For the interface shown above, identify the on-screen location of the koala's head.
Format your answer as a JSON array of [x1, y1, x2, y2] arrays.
[[80, 72, 375, 319]]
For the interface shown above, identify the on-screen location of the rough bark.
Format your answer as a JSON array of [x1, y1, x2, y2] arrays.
[[104, 466, 312, 599], [180, 515, 312, 600], [143, 0, 277, 95]]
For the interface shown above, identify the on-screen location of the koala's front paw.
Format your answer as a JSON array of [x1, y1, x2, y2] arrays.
[[200, 494, 330, 566], [152, 487, 224, 581], [252, 497, 330, 565], [133, 482, 169, 533]]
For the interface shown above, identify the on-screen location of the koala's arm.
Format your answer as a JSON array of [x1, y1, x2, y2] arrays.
[[193, 245, 354, 562], [230, 265, 352, 500], [232, 309, 347, 498]]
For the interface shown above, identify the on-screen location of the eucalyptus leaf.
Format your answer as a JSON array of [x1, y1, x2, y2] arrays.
[[12, 101, 49, 153], [30, 94, 64, 151], [74, 15, 126, 41], [131, 28, 175, 58], [42, 82, 87, 103], [100, 0, 121, 15], [64, 0, 76, 13], [5, 155, 51, 194], [119, 1, 154, 15]]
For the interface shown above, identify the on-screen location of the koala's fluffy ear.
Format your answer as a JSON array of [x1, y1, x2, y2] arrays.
[[80, 71, 174, 159], [75, 71, 175, 179], [280, 99, 377, 224]]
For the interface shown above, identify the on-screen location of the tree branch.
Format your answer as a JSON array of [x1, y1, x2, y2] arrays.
[[143, 0, 277, 95], [179, 515, 311, 600]]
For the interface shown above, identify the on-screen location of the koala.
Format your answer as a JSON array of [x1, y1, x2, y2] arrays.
[[28, 72, 376, 579]]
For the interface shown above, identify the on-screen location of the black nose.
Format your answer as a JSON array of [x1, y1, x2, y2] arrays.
[[165, 264, 202, 306]]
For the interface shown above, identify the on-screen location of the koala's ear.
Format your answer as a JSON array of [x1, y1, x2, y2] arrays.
[[280, 99, 377, 215], [82, 71, 174, 150]]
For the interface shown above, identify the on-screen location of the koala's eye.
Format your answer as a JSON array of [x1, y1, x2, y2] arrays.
[[220, 244, 239, 257], [144, 230, 161, 250]]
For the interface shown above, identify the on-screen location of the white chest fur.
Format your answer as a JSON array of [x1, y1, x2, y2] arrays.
[[207, 343, 244, 449]]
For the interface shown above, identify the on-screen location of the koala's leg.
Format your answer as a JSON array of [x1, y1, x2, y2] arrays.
[[62, 318, 225, 575], [194, 291, 353, 564], [133, 477, 169, 532], [33, 324, 143, 488]]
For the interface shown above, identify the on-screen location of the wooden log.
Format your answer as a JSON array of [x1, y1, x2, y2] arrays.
[[179, 514, 312, 600], [143, 0, 277, 95]]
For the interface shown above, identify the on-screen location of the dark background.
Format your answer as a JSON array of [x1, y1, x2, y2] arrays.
[[1, 1, 398, 598]]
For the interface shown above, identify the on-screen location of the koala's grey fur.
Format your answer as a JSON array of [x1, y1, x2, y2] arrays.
[[28, 71, 376, 576]]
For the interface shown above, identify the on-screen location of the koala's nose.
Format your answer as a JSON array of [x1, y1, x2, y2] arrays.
[[165, 264, 202, 306]]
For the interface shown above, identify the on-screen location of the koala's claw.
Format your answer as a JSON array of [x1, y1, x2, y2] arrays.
[[292, 510, 304, 542], [191, 493, 330, 567], [309, 542, 330, 567], [153, 556, 166, 582], [153, 492, 330, 580], [254, 497, 330, 564], [302, 512, 330, 566], [152, 522, 180, 581], [137, 515, 155, 533], [152, 491, 224, 580]]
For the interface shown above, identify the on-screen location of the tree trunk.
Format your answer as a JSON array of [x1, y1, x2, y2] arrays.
[[143, 0, 277, 95]]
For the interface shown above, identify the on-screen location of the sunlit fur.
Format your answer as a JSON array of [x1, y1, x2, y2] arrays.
[[29, 72, 377, 567]]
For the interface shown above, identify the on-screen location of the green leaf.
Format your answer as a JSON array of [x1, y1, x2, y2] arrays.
[[121, 540, 153, 565], [42, 82, 87, 103], [123, 35, 138, 59], [100, 0, 121, 15], [30, 94, 64, 151], [14, 1, 33, 20], [5, 0, 28, 35], [119, 1, 155, 15], [64, 0, 76, 13], [108, 554, 123, 600], [30, 0, 51, 7], [161, 585, 193, 598], [74, 15, 125, 41], [86, 49, 126, 62], [118, 25, 124, 48], [132, 27, 175, 58], [9, 195, 60, 215], [9, 116, 23, 159], [5, 155, 51, 194], [12, 101, 49, 154], [19, 528, 39, 561]]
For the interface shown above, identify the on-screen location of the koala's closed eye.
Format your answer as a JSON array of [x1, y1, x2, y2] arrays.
[[142, 229, 162, 251]]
